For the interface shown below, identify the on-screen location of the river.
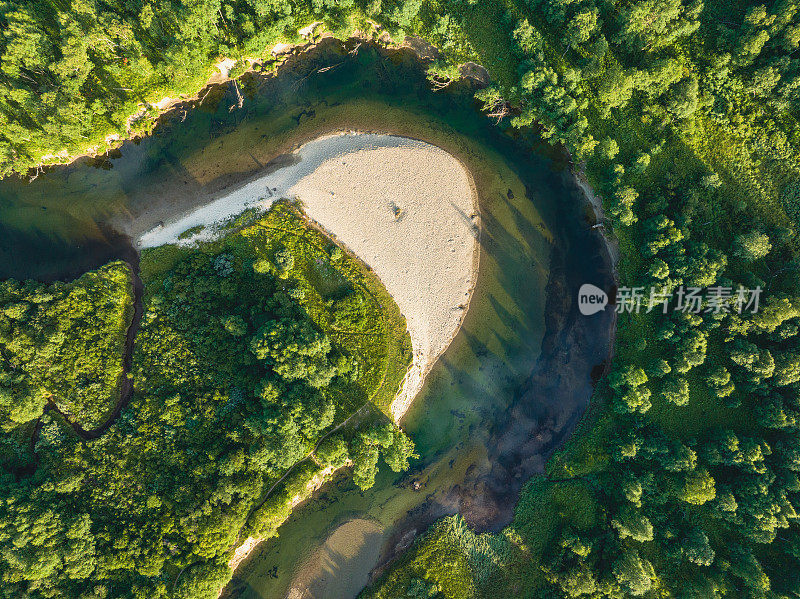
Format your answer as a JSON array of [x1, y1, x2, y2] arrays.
[[0, 38, 615, 599]]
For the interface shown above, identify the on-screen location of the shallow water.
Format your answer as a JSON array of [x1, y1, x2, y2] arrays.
[[0, 39, 614, 598]]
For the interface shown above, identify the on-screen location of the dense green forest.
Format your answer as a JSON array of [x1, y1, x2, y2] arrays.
[[0, 203, 414, 598], [356, 0, 800, 597], [0, 261, 132, 430], [4, 0, 800, 597]]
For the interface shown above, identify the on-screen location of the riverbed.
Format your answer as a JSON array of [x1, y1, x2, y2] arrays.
[[0, 38, 615, 599]]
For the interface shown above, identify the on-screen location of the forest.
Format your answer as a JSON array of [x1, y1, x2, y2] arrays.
[[0, 261, 132, 430], [3, 0, 800, 597], [0, 203, 414, 598], [357, 0, 800, 597]]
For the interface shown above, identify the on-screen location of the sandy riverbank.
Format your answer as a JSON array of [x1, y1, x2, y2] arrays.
[[225, 463, 342, 574], [138, 132, 480, 422], [286, 518, 384, 599]]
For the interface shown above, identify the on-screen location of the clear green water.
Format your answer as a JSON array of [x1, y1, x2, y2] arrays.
[[0, 40, 611, 598]]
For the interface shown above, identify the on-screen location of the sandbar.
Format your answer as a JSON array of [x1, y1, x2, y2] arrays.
[[138, 133, 479, 422]]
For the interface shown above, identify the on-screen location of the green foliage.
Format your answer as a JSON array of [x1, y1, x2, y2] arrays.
[[250, 318, 337, 388], [361, 515, 527, 598], [733, 230, 773, 262], [609, 364, 652, 414], [316, 434, 350, 468], [0, 262, 132, 428], [661, 376, 689, 406], [781, 179, 800, 224], [611, 505, 653, 542], [676, 467, 717, 505], [362, 0, 800, 595], [597, 136, 619, 160], [366, 477, 598, 597], [0, 204, 413, 597], [612, 549, 655, 596], [0, 0, 318, 176], [665, 76, 700, 120], [7, 0, 800, 595]]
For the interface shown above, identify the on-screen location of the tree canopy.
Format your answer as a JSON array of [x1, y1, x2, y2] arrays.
[[0, 204, 414, 598]]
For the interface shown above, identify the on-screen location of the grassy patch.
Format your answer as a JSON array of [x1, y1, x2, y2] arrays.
[[363, 479, 598, 598]]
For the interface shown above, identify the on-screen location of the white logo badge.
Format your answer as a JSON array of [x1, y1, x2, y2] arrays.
[[578, 283, 608, 316]]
